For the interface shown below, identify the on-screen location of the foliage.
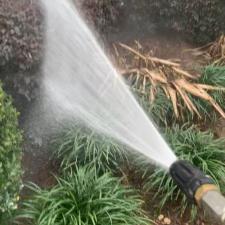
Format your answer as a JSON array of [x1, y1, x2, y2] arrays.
[[0, 83, 23, 221], [132, 85, 174, 127], [54, 127, 127, 174], [189, 35, 225, 66], [200, 66, 225, 87], [84, 0, 225, 44], [77, 0, 225, 45], [187, 66, 225, 124], [120, 44, 225, 126], [128, 65, 225, 126], [83, 0, 225, 44], [0, 0, 43, 71], [17, 167, 149, 225], [79, 0, 122, 34], [148, 0, 225, 44], [144, 125, 225, 217], [199, 66, 225, 106]]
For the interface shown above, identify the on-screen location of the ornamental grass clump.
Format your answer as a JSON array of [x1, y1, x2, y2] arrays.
[[18, 167, 149, 225], [184, 65, 225, 124], [54, 127, 127, 174], [144, 125, 225, 217], [200, 65, 225, 87], [0, 83, 23, 221], [198, 65, 225, 108], [180, 65, 225, 124]]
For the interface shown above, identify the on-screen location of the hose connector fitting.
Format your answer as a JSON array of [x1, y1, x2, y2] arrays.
[[170, 160, 225, 224], [169, 160, 215, 202]]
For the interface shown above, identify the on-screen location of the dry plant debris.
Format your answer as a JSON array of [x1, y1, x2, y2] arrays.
[[187, 35, 225, 66], [157, 214, 171, 225], [114, 42, 225, 119]]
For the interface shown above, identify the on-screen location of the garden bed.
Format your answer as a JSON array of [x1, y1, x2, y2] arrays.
[[1, 1, 225, 225], [17, 31, 224, 225]]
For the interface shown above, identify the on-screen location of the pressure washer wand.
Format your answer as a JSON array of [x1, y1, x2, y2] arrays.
[[170, 160, 225, 224]]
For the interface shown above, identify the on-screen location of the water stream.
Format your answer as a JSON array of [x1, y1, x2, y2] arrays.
[[41, 0, 177, 170]]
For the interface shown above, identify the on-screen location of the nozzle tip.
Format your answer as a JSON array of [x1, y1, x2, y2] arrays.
[[169, 160, 214, 202]]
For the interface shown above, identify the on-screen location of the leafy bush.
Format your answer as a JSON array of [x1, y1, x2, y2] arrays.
[[54, 127, 127, 174], [0, 83, 22, 221], [0, 0, 43, 70], [77, 0, 225, 44], [85, 0, 225, 44], [144, 125, 225, 217], [148, 0, 225, 44], [18, 167, 149, 225], [79, 0, 122, 34]]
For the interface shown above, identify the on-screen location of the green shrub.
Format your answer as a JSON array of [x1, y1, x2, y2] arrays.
[[18, 167, 149, 225], [79, 0, 225, 44], [0, 83, 23, 221], [144, 125, 225, 217], [80, 0, 122, 35], [148, 0, 225, 44], [54, 127, 127, 174]]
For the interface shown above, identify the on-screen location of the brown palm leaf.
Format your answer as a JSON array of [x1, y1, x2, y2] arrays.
[[186, 35, 225, 66]]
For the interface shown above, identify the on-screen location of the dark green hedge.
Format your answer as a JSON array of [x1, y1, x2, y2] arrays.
[[148, 0, 225, 44], [82, 0, 225, 44], [0, 83, 22, 222]]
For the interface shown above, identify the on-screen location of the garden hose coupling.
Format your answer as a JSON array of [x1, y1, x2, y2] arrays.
[[170, 160, 225, 224], [169, 160, 214, 202]]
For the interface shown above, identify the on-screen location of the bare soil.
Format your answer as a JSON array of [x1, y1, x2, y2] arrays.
[[22, 142, 58, 189]]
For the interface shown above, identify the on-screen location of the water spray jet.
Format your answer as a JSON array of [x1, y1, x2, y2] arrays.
[[40, 0, 225, 224], [170, 160, 225, 224]]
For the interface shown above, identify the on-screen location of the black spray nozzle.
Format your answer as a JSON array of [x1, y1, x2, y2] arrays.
[[169, 160, 214, 202]]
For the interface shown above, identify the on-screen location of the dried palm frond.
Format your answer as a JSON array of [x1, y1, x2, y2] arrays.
[[114, 42, 225, 120], [186, 35, 225, 66]]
